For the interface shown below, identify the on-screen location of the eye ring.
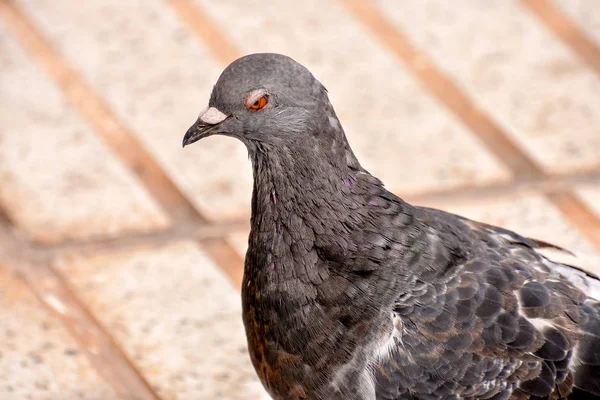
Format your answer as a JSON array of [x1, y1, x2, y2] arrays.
[[244, 89, 269, 112], [247, 94, 269, 111]]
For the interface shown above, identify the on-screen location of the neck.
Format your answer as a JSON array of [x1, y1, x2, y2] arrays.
[[241, 143, 404, 398], [245, 143, 369, 286]]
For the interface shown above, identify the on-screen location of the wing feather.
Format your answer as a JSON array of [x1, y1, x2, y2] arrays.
[[374, 210, 600, 399]]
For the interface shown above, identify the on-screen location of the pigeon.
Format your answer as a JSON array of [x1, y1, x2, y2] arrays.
[[182, 53, 600, 400]]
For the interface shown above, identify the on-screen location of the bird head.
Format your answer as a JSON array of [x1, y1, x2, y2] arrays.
[[183, 53, 361, 171]]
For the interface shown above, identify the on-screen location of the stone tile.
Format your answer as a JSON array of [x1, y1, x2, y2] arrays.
[[18, 0, 511, 218], [190, 0, 510, 196], [54, 242, 268, 400], [576, 183, 600, 220], [16, 0, 253, 221], [440, 193, 600, 276], [0, 22, 170, 243], [228, 232, 249, 260], [553, 0, 600, 45], [0, 267, 116, 399], [374, 0, 600, 174]]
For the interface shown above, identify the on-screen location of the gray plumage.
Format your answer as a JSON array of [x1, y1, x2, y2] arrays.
[[183, 53, 600, 400]]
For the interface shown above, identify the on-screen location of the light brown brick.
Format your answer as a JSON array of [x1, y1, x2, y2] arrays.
[[441, 193, 600, 275], [54, 242, 269, 400], [190, 0, 511, 196], [553, 0, 600, 45], [16, 0, 253, 221], [0, 267, 116, 399], [576, 184, 600, 220], [373, 0, 600, 174], [0, 22, 170, 243], [228, 232, 249, 261]]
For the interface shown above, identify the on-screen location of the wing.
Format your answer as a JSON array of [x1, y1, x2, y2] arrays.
[[374, 210, 600, 400]]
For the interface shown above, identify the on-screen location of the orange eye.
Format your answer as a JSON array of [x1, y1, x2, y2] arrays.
[[248, 95, 268, 111]]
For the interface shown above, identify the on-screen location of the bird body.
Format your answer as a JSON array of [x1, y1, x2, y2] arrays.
[[183, 53, 600, 399]]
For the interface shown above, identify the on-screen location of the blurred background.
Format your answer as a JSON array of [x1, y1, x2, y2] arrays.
[[1, 0, 599, 399]]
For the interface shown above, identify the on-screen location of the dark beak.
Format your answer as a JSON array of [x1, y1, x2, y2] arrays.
[[182, 107, 229, 148], [182, 120, 220, 147]]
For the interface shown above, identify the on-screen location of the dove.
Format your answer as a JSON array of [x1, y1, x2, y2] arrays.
[[183, 53, 600, 400]]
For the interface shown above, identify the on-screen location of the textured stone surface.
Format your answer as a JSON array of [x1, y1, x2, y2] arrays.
[[54, 242, 268, 400], [576, 184, 600, 220], [16, 0, 253, 221], [0, 267, 116, 400], [554, 0, 600, 45], [191, 0, 511, 196], [228, 232, 249, 261], [442, 194, 600, 275], [374, 0, 600, 174], [4, 1, 600, 399], [0, 22, 170, 243]]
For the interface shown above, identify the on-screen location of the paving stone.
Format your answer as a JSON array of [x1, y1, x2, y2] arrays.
[[0, 266, 116, 400], [0, 22, 170, 243], [191, 0, 511, 196], [16, 0, 253, 221], [54, 242, 269, 400], [228, 232, 249, 261], [442, 193, 600, 275], [576, 183, 600, 220], [553, 0, 600, 45], [374, 0, 600, 174]]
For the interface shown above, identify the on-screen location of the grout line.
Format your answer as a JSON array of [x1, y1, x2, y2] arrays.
[[338, 0, 600, 252], [2, 0, 600, 307], [201, 238, 245, 290], [24, 168, 599, 255], [0, 208, 15, 229], [166, 0, 600, 256], [37, 264, 162, 400], [545, 191, 600, 249], [13, 167, 598, 273], [0, 0, 201, 225], [160, 0, 250, 286], [0, 0, 594, 396], [521, 0, 600, 78], [165, 0, 240, 65], [34, 220, 250, 254], [0, 0, 247, 288], [0, 3, 205, 398], [38, 223, 250, 290], [0, 225, 161, 400], [337, 0, 544, 179], [404, 170, 600, 210]]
